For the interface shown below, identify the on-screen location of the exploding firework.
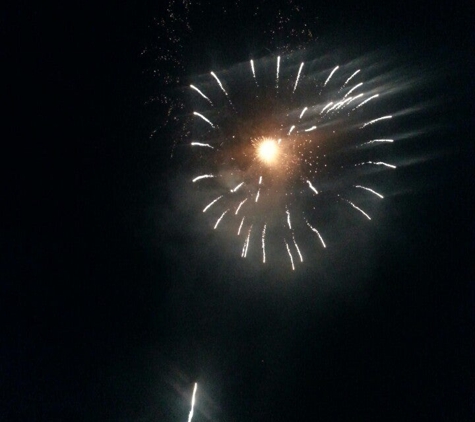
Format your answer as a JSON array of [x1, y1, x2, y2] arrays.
[[188, 52, 398, 270]]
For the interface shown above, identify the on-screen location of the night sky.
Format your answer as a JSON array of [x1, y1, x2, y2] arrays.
[[3, 1, 473, 421]]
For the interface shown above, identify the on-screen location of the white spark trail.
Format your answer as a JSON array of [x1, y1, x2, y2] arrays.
[[320, 102, 333, 114], [286, 209, 292, 229], [235, 198, 248, 215], [369, 161, 397, 168], [345, 93, 363, 105], [305, 220, 326, 248], [255, 189, 260, 202], [304, 126, 317, 132], [344, 82, 363, 98], [259, 176, 262, 184], [343, 198, 371, 220], [191, 142, 214, 149], [187, 383, 198, 422], [360, 115, 392, 128], [262, 224, 266, 263], [276, 56, 281, 88], [250, 60, 257, 85], [342, 69, 360, 88], [293, 62, 304, 93], [306, 180, 319, 195], [189, 85, 213, 105], [230, 182, 244, 192], [238, 216, 245, 235], [324, 65, 339, 86], [203, 195, 223, 212], [214, 209, 229, 229], [363, 139, 394, 145], [355, 185, 384, 198], [288, 125, 295, 135], [193, 112, 215, 128], [242, 225, 252, 258], [284, 239, 295, 270], [356, 94, 379, 109], [299, 107, 308, 119], [193, 174, 214, 183], [292, 233, 303, 262]]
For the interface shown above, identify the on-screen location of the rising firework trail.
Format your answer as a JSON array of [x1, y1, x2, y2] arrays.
[[187, 383, 198, 422]]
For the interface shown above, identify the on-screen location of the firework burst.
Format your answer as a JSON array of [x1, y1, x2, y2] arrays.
[[188, 52, 398, 269]]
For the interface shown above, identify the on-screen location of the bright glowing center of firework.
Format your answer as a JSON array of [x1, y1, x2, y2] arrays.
[[258, 139, 279, 165]]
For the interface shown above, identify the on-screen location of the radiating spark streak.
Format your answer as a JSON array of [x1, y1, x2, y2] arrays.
[[193, 174, 214, 183], [214, 209, 229, 229], [335, 98, 352, 109], [320, 102, 333, 114], [356, 94, 379, 109], [238, 216, 245, 235], [342, 69, 360, 88], [191, 142, 214, 149], [203, 195, 223, 212], [344, 82, 363, 98], [262, 224, 266, 263], [235, 198, 247, 215], [230, 182, 244, 192], [345, 93, 363, 105], [355, 185, 384, 198], [278, 138, 282, 144], [286, 209, 292, 229], [250, 60, 257, 84], [242, 225, 252, 258], [193, 112, 215, 128], [259, 176, 262, 184], [210, 71, 227, 95], [299, 107, 308, 119], [363, 139, 394, 145], [370, 161, 397, 168], [276, 56, 281, 88], [324, 65, 339, 86], [293, 62, 304, 93], [306, 180, 319, 195], [342, 198, 371, 220], [304, 126, 317, 132], [288, 125, 295, 135], [326, 102, 340, 113], [284, 239, 295, 270], [305, 220, 326, 248], [255, 189, 260, 202], [360, 115, 392, 128], [190, 85, 213, 105], [187, 383, 197, 422], [292, 233, 303, 262]]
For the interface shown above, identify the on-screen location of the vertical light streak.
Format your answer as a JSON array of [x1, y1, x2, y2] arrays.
[[259, 176, 262, 184], [355, 185, 384, 198], [299, 107, 308, 119], [189, 85, 213, 105], [230, 181, 244, 192], [211, 71, 234, 107], [250, 59, 257, 84], [305, 220, 326, 248], [214, 209, 229, 229], [306, 180, 319, 195], [242, 225, 252, 258], [187, 383, 198, 422], [286, 209, 292, 229], [276, 56, 281, 88], [192, 174, 214, 182], [324, 65, 339, 86], [284, 239, 295, 270], [344, 82, 363, 98], [292, 233, 303, 262], [193, 112, 215, 128], [360, 115, 392, 128], [355, 94, 379, 109], [203, 195, 223, 212], [238, 216, 245, 235], [288, 125, 295, 135], [293, 62, 304, 93], [235, 198, 247, 215], [262, 224, 266, 263], [255, 189, 260, 202]]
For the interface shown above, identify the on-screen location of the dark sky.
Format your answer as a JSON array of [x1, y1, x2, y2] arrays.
[[3, 1, 473, 421]]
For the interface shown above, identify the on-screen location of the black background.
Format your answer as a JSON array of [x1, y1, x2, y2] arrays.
[[2, 1, 473, 420]]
